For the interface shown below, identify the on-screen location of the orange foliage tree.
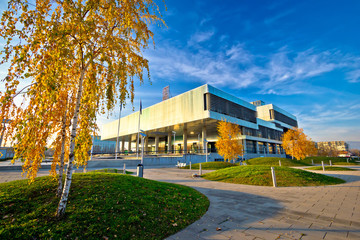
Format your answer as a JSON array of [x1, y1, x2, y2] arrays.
[[0, 0, 164, 217], [282, 127, 316, 160], [215, 120, 244, 162]]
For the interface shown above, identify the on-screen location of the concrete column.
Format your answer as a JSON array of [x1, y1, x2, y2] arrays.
[[266, 143, 269, 154], [202, 125, 207, 153], [167, 132, 172, 154], [256, 141, 259, 154], [128, 137, 132, 152], [144, 137, 148, 154], [243, 139, 247, 154], [183, 129, 188, 154], [155, 136, 159, 154], [121, 137, 125, 152]]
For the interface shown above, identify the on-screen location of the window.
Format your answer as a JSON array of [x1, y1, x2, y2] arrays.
[[270, 109, 298, 127], [205, 93, 257, 123], [246, 140, 257, 153]]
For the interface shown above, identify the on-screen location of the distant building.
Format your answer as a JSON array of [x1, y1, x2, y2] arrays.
[[92, 136, 116, 154], [316, 141, 349, 152], [101, 84, 298, 159]]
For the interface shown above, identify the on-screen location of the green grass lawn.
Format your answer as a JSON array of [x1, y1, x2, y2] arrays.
[[93, 168, 134, 174], [181, 161, 237, 170], [245, 157, 310, 166], [202, 166, 345, 187], [302, 156, 358, 165], [0, 173, 209, 239], [306, 166, 356, 171], [333, 162, 359, 166]]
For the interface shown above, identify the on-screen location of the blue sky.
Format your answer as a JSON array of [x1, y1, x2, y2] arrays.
[[117, 0, 359, 142], [1, 0, 360, 142]]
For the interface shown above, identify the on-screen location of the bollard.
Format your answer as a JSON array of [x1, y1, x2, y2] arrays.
[[322, 161, 325, 171], [329, 160, 332, 166], [123, 163, 126, 174], [279, 160, 281, 166], [312, 159, 314, 165], [190, 161, 192, 170], [271, 167, 277, 187], [199, 163, 202, 175], [137, 164, 143, 178]]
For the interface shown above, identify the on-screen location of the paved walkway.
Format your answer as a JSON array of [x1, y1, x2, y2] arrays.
[[1, 166, 359, 239], [144, 167, 360, 240]]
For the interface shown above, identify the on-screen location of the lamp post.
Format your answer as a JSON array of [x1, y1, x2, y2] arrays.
[[140, 131, 147, 165], [137, 131, 146, 178], [204, 139, 208, 162], [172, 131, 176, 154]]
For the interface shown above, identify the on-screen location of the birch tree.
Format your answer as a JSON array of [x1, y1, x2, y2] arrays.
[[0, 0, 164, 217], [215, 120, 244, 162]]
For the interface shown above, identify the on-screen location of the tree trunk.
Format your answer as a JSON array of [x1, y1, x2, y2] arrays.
[[56, 106, 68, 197], [56, 67, 87, 217]]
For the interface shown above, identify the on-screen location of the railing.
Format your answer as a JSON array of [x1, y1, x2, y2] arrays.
[[91, 148, 216, 156]]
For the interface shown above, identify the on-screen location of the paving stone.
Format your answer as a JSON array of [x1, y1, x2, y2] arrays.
[[323, 231, 348, 240], [2, 166, 360, 240], [243, 228, 281, 239], [347, 231, 360, 239], [220, 229, 256, 240]]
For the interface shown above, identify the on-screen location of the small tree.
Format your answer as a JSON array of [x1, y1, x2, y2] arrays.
[[215, 120, 244, 162], [282, 127, 315, 160]]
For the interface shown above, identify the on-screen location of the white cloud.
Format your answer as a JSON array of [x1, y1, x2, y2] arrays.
[[294, 101, 360, 141], [225, 43, 253, 63], [264, 9, 295, 25], [188, 30, 215, 45], [200, 17, 211, 26], [347, 69, 360, 83], [146, 42, 358, 96]]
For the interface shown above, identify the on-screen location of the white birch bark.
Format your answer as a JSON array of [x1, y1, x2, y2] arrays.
[[56, 63, 88, 217], [56, 106, 68, 197]]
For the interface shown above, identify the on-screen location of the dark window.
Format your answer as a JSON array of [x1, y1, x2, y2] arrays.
[[205, 93, 257, 123], [270, 109, 298, 127], [203, 93, 208, 111], [258, 126, 282, 141], [246, 140, 257, 153]]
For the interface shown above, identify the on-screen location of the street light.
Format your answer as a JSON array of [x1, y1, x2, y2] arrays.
[[140, 131, 146, 165], [204, 139, 208, 162], [172, 131, 176, 154], [137, 131, 146, 178]]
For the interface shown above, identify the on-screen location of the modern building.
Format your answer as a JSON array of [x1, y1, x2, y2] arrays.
[[316, 141, 349, 152], [91, 136, 116, 154], [101, 84, 298, 159]]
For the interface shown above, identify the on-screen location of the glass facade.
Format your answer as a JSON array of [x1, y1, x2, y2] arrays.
[[270, 109, 298, 127], [258, 142, 266, 154], [242, 126, 282, 141], [205, 93, 257, 123], [246, 140, 257, 153]]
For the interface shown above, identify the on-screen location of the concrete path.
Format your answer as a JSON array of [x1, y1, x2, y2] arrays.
[[144, 167, 360, 240], [1, 166, 359, 239]]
